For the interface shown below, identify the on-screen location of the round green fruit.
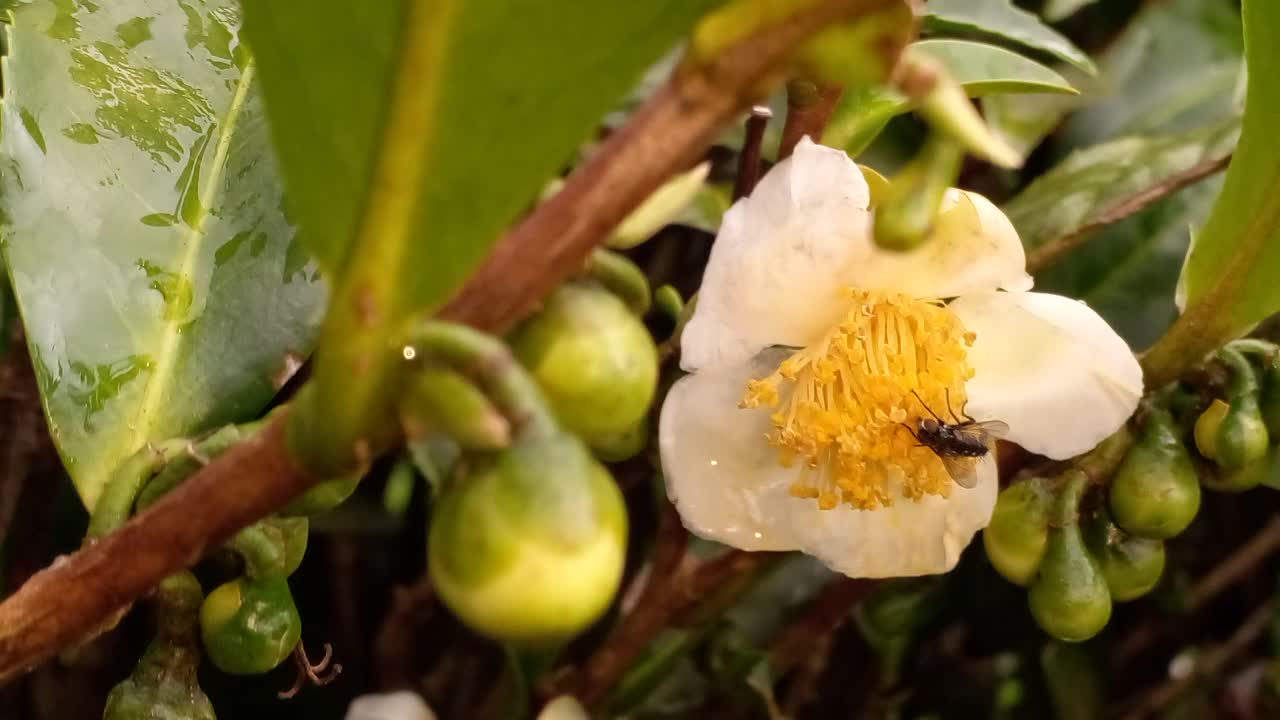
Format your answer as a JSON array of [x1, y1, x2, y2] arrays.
[[509, 283, 658, 446], [1109, 409, 1200, 539], [429, 431, 627, 647], [1084, 513, 1165, 602], [1028, 524, 1112, 643], [983, 478, 1053, 585], [199, 574, 301, 675]]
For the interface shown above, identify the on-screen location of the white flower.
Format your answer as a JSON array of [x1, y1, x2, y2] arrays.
[[659, 137, 1142, 579], [346, 691, 436, 720]]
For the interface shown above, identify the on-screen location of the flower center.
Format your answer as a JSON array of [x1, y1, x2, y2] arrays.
[[741, 289, 976, 510]]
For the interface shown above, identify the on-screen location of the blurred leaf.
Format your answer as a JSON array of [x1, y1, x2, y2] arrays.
[[240, 0, 719, 303], [824, 39, 1077, 157], [1005, 118, 1239, 253], [0, 0, 325, 507], [1062, 0, 1243, 143], [1179, 0, 1280, 336], [241, 0, 724, 471], [914, 40, 1077, 96], [1036, 174, 1223, 349], [983, 90, 1078, 159], [924, 0, 1096, 75]]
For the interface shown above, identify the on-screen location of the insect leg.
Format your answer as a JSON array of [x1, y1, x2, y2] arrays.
[[910, 390, 945, 422]]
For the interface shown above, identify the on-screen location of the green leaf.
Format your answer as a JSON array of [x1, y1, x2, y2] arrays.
[[240, 0, 722, 473], [0, 0, 325, 508], [1005, 118, 1239, 253], [1178, 0, 1280, 335], [913, 39, 1077, 96], [1061, 0, 1242, 144], [824, 40, 1075, 157], [924, 0, 1097, 75]]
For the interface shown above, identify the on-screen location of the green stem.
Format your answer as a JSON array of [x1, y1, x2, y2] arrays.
[[1227, 338, 1279, 357], [653, 284, 684, 323], [405, 322, 558, 437], [226, 522, 288, 578], [1050, 471, 1088, 527], [88, 440, 188, 538], [588, 249, 651, 316], [135, 418, 271, 511], [1219, 346, 1260, 400], [154, 571, 204, 640], [1076, 425, 1135, 485]]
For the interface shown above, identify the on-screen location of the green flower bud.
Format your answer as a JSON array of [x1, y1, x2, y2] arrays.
[[1261, 357, 1280, 437], [509, 284, 658, 447], [1215, 397, 1269, 469], [1083, 511, 1165, 602], [588, 419, 649, 463], [107, 573, 214, 720], [1028, 474, 1112, 642], [984, 477, 1053, 586], [428, 431, 627, 648], [1109, 408, 1200, 539], [104, 640, 215, 720], [1203, 448, 1280, 493], [1201, 348, 1271, 469], [200, 575, 301, 675]]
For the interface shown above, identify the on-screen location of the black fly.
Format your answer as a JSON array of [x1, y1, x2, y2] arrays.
[[902, 390, 1008, 489]]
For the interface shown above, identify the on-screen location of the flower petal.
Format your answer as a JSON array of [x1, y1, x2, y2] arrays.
[[852, 190, 1033, 299], [952, 291, 1142, 459], [680, 137, 871, 372], [787, 456, 998, 578], [659, 352, 807, 551]]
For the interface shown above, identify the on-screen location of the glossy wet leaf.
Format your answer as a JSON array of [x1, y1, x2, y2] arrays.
[[823, 40, 1076, 157], [924, 0, 1096, 75], [1005, 118, 1239, 253], [0, 0, 325, 508], [1178, 0, 1280, 334]]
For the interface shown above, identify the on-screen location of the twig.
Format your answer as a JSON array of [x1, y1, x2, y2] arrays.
[[733, 106, 774, 200], [769, 577, 873, 674], [1114, 515, 1280, 666], [778, 81, 844, 160], [1026, 152, 1232, 274], [374, 575, 437, 690], [1115, 600, 1273, 720], [0, 0, 907, 682]]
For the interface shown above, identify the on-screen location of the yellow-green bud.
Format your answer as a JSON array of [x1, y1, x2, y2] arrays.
[[429, 432, 627, 648]]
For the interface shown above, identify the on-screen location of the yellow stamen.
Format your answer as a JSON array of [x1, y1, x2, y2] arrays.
[[741, 289, 976, 510]]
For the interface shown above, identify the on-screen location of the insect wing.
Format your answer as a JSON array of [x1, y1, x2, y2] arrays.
[[941, 455, 980, 489], [960, 420, 1010, 444]]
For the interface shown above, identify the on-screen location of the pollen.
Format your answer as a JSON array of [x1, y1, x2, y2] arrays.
[[740, 289, 976, 510]]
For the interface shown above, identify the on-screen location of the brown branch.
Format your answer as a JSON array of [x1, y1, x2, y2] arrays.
[[1115, 600, 1273, 720], [1025, 152, 1232, 274], [0, 413, 306, 683], [0, 0, 907, 683], [778, 81, 844, 160]]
